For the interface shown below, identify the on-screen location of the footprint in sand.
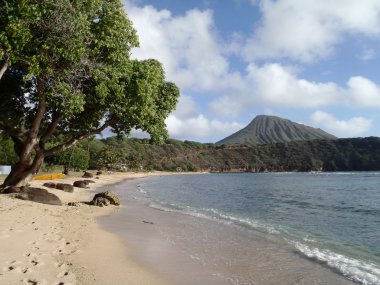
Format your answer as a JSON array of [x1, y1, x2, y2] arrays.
[[57, 271, 70, 278], [3, 262, 31, 275], [3, 260, 21, 271], [23, 279, 38, 285]]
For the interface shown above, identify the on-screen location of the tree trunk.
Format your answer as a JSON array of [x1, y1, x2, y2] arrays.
[[2, 153, 45, 188], [0, 60, 9, 80]]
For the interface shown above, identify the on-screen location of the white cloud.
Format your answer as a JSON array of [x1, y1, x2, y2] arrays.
[[243, 0, 380, 62], [346, 76, 380, 108], [172, 95, 199, 119], [165, 114, 243, 141], [245, 63, 341, 107], [310, 111, 372, 137], [125, 3, 229, 91], [210, 63, 380, 116]]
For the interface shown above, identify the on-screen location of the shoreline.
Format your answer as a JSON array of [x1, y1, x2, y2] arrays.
[[0, 171, 170, 285], [101, 174, 360, 285], [0, 171, 369, 284]]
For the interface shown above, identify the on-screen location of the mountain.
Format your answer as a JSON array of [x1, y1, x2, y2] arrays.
[[217, 115, 337, 145]]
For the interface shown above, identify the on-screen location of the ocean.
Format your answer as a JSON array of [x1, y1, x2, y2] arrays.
[[103, 172, 380, 285]]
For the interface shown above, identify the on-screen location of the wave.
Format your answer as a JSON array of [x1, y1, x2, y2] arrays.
[[293, 242, 380, 285], [137, 184, 148, 194], [149, 202, 280, 235], [148, 201, 380, 284]]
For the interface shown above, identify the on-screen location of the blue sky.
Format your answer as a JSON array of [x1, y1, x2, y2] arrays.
[[124, 0, 380, 143]]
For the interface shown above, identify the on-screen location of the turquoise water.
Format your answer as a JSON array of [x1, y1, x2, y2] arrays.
[[137, 172, 380, 284]]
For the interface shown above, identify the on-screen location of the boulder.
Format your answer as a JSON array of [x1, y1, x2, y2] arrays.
[[16, 187, 62, 206], [55, 183, 74, 193], [82, 171, 93, 178], [96, 171, 102, 175], [90, 191, 120, 206], [43, 182, 56, 189], [73, 180, 89, 188], [83, 180, 96, 184], [2, 186, 21, 194], [91, 197, 110, 207]]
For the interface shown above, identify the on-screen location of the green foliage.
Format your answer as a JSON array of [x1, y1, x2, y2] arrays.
[[0, 132, 17, 164], [98, 146, 125, 169], [94, 136, 380, 172], [0, 0, 179, 180], [46, 146, 89, 171], [217, 115, 336, 145]]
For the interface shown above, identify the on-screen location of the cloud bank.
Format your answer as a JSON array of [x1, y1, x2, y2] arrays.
[[123, 0, 380, 140]]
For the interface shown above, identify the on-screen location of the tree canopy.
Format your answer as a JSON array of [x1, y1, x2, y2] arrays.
[[0, 0, 179, 187]]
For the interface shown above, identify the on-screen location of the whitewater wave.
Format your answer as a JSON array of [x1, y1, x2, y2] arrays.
[[149, 201, 380, 285], [137, 184, 147, 194], [293, 242, 380, 285], [149, 202, 280, 235]]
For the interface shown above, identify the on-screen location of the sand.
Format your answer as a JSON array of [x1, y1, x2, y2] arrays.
[[0, 172, 168, 285]]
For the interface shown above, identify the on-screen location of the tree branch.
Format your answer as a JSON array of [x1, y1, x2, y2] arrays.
[[45, 118, 114, 157], [28, 77, 47, 140], [0, 114, 24, 142], [0, 57, 10, 80], [39, 112, 63, 143], [18, 77, 47, 163]]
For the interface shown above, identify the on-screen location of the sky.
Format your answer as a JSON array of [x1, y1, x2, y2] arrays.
[[124, 0, 380, 143]]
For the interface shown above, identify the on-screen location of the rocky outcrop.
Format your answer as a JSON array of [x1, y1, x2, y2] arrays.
[[67, 202, 81, 207], [91, 197, 110, 207], [55, 183, 74, 192], [82, 171, 93, 178], [73, 180, 89, 188], [42, 182, 74, 192], [16, 187, 62, 206], [42, 182, 56, 189], [2, 186, 21, 194], [90, 191, 120, 207]]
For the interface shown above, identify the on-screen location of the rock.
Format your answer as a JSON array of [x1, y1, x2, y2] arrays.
[[83, 180, 95, 184], [2, 186, 21, 194], [96, 171, 102, 175], [73, 180, 89, 188], [82, 171, 93, 178], [67, 202, 81, 207], [95, 177, 100, 179], [16, 187, 62, 206], [91, 197, 110, 207], [55, 183, 74, 193], [43, 182, 56, 189], [90, 191, 120, 206]]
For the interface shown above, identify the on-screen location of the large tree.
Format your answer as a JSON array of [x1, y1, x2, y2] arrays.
[[0, 0, 179, 187]]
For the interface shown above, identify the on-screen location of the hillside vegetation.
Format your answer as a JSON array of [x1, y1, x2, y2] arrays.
[[217, 115, 337, 145], [1, 134, 379, 173]]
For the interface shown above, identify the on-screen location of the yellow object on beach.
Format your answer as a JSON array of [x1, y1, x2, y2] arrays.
[[32, 173, 65, 180]]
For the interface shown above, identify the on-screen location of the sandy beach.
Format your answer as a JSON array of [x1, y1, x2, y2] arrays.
[[0, 172, 168, 285], [0, 172, 366, 285]]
